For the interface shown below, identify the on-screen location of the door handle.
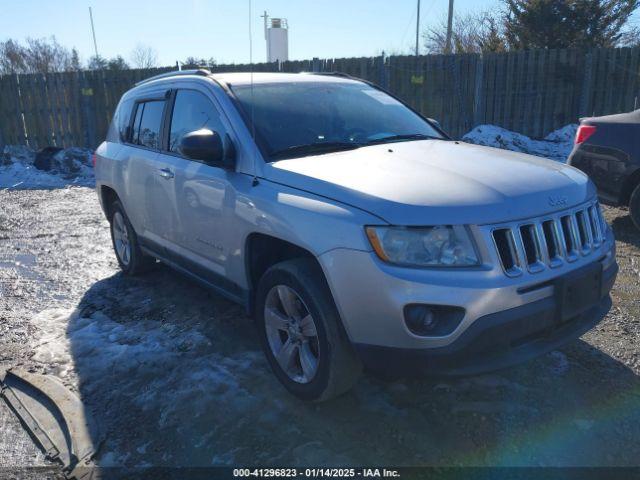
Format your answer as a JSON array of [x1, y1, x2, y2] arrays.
[[158, 168, 174, 179]]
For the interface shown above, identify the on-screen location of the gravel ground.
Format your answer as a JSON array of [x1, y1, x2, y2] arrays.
[[1, 186, 640, 473]]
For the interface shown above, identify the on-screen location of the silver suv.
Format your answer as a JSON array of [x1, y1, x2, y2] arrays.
[[95, 70, 618, 401]]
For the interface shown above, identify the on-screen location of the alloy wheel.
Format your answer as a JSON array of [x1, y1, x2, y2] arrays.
[[264, 285, 320, 383], [112, 211, 131, 266]]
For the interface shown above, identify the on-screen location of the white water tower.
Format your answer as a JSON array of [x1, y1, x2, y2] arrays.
[[262, 12, 289, 63]]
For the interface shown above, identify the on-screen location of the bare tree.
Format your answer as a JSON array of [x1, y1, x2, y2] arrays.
[[0, 39, 27, 74], [130, 44, 158, 69], [619, 25, 640, 46], [23, 37, 74, 73], [0, 36, 75, 74], [424, 10, 507, 54]]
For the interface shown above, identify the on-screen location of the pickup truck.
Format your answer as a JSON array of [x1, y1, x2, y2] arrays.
[[95, 70, 618, 401]]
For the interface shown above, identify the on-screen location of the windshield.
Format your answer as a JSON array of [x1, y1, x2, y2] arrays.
[[230, 81, 445, 160]]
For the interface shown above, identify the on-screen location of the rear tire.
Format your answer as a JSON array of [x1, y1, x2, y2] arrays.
[[255, 258, 362, 401], [109, 200, 156, 275]]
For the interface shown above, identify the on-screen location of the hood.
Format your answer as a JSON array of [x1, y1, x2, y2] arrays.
[[264, 140, 595, 226]]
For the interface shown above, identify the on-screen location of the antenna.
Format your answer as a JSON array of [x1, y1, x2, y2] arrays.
[[89, 7, 99, 59], [249, 0, 259, 186], [415, 0, 420, 56]]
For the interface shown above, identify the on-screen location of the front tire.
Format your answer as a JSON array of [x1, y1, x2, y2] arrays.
[[109, 200, 155, 275], [630, 183, 640, 231], [255, 258, 361, 401]]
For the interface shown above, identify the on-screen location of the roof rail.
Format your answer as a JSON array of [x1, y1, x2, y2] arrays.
[[300, 71, 374, 86], [300, 71, 357, 80], [135, 68, 211, 87]]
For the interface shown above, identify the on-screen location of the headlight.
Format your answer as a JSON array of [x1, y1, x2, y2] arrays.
[[365, 225, 479, 267]]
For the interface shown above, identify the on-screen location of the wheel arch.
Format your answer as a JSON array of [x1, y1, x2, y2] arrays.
[[99, 184, 120, 220], [245, 233, 318, 293], [244, 233, 338, 317], [620, 167, 640, 206]]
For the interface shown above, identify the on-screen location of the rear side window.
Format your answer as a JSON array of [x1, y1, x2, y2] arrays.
[[131, 103, 144, 144], [106, 98, 134, 143], [168, 90, 228, 153], [131, 100, 165, 149]]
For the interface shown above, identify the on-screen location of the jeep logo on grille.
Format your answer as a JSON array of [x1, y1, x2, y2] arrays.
[[548, 195, 568, 207]]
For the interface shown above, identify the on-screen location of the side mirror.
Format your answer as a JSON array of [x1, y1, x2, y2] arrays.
[[179, 129, 232, 167], [428, 118, 442, 130]]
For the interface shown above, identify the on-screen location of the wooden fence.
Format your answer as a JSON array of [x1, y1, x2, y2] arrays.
[[1, 47, 639, 150]]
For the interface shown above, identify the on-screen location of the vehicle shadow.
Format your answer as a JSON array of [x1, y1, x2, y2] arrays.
[[610, 213, 640, 249], [66, 264, 640, 470]]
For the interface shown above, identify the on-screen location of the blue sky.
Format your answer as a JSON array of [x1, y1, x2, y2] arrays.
[[0, 0, 500, 66]]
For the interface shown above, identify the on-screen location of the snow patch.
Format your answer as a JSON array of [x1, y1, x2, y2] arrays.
[[0, 123, 578, 190], [543, 124, 578, 144], [29, 307, 266, 465], [462, 124, 577, 162], [0, 145, 94, 189]]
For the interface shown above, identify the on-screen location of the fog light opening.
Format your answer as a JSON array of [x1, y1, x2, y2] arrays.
[[405, 306, 437, 334], [403, 304, 465, 337]]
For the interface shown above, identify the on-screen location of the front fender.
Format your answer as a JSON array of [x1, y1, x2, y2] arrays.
[[240, 179, 382, 255]]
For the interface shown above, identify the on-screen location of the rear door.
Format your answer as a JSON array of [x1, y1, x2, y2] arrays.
[[125, 96, 171, 247]]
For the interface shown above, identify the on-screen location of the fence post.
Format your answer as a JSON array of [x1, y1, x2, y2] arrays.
[[473, 53, 484, 129], [580, 51, 593, 117], [15, 74, 28, 147], [80, 71, 96, 149], [0, 80, 4, 152], [377, 52, 388, 90]]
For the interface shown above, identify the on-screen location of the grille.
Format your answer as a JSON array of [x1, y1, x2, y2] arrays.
[[492, 201, 606, 277]]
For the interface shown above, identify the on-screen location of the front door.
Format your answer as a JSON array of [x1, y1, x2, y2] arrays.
[[157, 87, 237, 276]]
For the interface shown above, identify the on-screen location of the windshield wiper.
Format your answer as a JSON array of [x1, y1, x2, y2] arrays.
[[270, 142, 362, 160], [364, 133, 442, 145]]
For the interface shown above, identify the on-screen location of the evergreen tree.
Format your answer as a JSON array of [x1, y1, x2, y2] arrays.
[[88, 55, 108, 70], [504, 0, 640, 49], [107, 55, 129, 70], [70, 48, 81, 71]]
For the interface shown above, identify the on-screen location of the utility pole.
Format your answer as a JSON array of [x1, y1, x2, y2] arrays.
[[415, 0, 421, 56], [89, 7, 99, 59], [260, 10, 269, 39], [260, 10, 269, 61], [445, 0, 454, 54]]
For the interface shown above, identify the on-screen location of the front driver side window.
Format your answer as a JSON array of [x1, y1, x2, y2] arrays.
[[169, 90, 227, 154]]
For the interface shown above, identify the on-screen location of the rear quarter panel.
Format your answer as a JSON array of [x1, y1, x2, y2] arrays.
[[569, 122, 639, 203], [94, 140, 123, 214], [95, 141, 152, 235]]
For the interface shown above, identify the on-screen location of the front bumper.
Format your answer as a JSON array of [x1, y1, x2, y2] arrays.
[[318, 227, 617, 375], [354, 262, 616, 376]]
